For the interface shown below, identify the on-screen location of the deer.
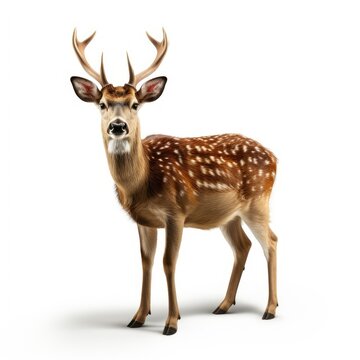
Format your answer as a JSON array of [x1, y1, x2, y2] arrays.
[[70, 28, 278, 336]]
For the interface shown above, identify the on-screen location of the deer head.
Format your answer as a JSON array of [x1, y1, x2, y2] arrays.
[[70, 29, 168, 155]]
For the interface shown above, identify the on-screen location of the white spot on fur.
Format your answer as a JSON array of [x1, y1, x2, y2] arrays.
[[108, 139, 131, 154], [217, 183, 229, 191], [240, 159, 245, 166], [189, 170, 194, 177], [201, 166, 207, 174], [243, 145, 248, 153]]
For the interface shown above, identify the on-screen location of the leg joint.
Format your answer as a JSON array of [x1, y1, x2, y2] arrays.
[[163, 258, 176, 276]]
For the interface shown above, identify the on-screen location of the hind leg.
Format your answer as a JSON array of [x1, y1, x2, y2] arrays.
[[241, 197, 278, 319], [213, 216, 252, 314]]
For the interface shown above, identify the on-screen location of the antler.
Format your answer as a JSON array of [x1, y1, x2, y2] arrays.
[[72, 29, 108, 87], [127, 28, 168, 87]]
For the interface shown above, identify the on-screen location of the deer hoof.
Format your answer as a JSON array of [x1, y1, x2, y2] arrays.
[[163, 326, 177, 336], [213, 306, 227, 315], [127, 319, 144, 328], [262, 312, 275, 320]]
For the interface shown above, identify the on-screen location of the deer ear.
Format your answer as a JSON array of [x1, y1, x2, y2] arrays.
[[136, 76, 167, 103], [70, 76, 101, 103]]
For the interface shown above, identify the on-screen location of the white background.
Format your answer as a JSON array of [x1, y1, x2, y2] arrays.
[[2, 0, 360, 359]]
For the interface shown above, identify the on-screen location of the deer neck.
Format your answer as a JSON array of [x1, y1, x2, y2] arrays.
[[104, 129, 149, 197]]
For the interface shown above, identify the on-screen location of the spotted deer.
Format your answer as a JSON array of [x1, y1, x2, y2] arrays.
[[70, 29, 278, 335]]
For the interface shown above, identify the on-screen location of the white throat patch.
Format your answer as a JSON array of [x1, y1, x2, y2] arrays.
[[108, 139, 131, 155]]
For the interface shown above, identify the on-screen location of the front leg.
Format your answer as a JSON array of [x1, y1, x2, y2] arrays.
[[163, 216, 184, 335], [128, 225, 157, 328]]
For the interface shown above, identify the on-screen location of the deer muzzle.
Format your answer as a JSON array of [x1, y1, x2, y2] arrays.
[[107, 119, 129, 137]]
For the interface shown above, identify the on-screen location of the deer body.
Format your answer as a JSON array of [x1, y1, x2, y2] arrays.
[[71, 29, 278, 336], [110, 134, 276, 230]]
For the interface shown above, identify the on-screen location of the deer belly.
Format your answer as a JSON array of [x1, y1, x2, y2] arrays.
[[184, 192, 242, 229]]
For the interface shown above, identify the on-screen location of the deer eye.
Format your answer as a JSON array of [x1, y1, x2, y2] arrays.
[[99, 102, 106, 110], [132, 103, 139, 110]]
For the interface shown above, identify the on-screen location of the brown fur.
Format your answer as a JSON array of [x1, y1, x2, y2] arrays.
[[72, 29, 278, 335]]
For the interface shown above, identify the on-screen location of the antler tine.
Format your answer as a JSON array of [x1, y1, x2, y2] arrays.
[[127, 28, 168, 87], [100, 53, 108, 85], [126, 52, 135, 86], [72, 29, 108, 87]]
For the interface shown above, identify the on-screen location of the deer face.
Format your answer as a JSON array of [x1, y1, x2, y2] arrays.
[[70, 29, 168, 155], [71, 77, 167, 154]]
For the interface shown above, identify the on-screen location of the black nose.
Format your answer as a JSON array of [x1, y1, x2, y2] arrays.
[[108, 119, 129, 136]]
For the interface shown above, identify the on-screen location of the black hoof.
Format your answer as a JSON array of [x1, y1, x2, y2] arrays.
[[213, 306, 227, 315], [262, 312, 275, 320], [127, 319, 144, 328], [163, 326, 177, 336]]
